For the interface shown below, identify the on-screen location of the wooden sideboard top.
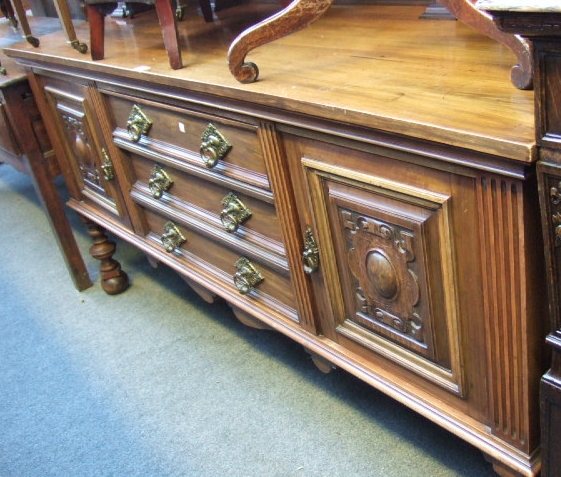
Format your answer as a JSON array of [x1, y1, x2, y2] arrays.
[[4, 3, 536, 162]]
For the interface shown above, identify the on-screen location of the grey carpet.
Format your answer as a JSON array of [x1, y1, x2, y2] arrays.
[[0, 163, 497, 476]]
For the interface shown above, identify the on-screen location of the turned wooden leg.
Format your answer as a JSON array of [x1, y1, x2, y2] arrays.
[[83, 218, 128, 295]]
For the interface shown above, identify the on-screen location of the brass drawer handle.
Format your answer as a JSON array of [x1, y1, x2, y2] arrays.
[[220, 193, 251, 233], [148, 164, 173, 199], [234, 257, 263, 295], [101, 148, 115, 181], [161, 221, 186, 253], [200, 123, 231, 168], [302, 226, 319, 274], [127, 105, 152, 142]]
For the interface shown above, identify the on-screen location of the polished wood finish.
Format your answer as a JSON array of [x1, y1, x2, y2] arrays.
[[478, 2, 561, 476], [227, 0, 531, 86], [5, 4, 545, 476], [85, 0, 214, 69], [439, 0, 532, 89]]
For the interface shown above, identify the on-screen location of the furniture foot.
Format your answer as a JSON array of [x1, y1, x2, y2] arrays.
[[305, 349, 336, 373], [491, 459, 528, 477], [84, 218, 128, 294], [419, 3, 456, 20], [230, 305, 271, 330], [10, 0, 40, 47], [182, 276, 219, 304], [227, 0, 335, 83], [52, 0, 88, 54]]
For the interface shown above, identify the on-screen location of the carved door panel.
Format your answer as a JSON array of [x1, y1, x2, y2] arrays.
[[38, 74, 130, 226], [284, 135, 467, 397]]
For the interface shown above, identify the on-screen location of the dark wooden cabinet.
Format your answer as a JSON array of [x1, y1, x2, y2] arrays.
[[5, 4, 549, 476]]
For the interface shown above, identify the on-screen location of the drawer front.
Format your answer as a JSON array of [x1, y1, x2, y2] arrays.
[[106, 94, 271, 191], [140, 207, 298, 320], [129, 152, 284, 249]]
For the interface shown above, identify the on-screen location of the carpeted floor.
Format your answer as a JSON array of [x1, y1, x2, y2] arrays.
[[0, 163, 498, 476]]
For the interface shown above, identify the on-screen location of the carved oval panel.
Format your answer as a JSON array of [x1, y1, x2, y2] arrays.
[[366, 249, 398, 300]]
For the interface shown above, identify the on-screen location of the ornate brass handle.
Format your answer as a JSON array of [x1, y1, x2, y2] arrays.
[[220, 193, 251, 233], [126, 105, 152, 143], [302, 227, 319, 274], [200, 123, 231, 168], [233, 257, 263, 295], [161, 221, 186, 253], [101, 148, 115, 181], [148, 164, 173, 199]]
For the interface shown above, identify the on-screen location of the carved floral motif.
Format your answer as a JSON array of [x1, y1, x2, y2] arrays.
[[61, 112, 105, 195], [342, 209, 424, 345]]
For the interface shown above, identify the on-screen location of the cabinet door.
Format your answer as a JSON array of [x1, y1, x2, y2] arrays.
[[36, 74, 130, 227], [285, 134, 468, 397]]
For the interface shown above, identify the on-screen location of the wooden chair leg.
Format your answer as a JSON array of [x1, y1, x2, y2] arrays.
[[154, 0, 182, 69], [0, 0, 18, 27], [86, 5, 106, 60], [10, 0, 39, 46], [199, 0, 213, 23], [52, 0, 88, 53]]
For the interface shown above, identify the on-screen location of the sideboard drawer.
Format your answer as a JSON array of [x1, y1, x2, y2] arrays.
[[128, 152, 284, 249], [139, 207, 298, 319], [105, 94, 270, 191]]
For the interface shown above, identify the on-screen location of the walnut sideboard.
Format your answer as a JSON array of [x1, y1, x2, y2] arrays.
[[4, 4, 548, 476]]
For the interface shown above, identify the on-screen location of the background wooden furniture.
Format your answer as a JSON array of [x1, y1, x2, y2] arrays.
[[5, 4, 546, 476], [0, 56, 91, 291], [479, 2, 561, 476], [85, 0, 214, 69]]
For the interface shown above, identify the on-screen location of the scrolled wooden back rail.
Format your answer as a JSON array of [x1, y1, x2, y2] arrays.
[[227, 0, 532, 87], [6, 0, 533, 87]]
